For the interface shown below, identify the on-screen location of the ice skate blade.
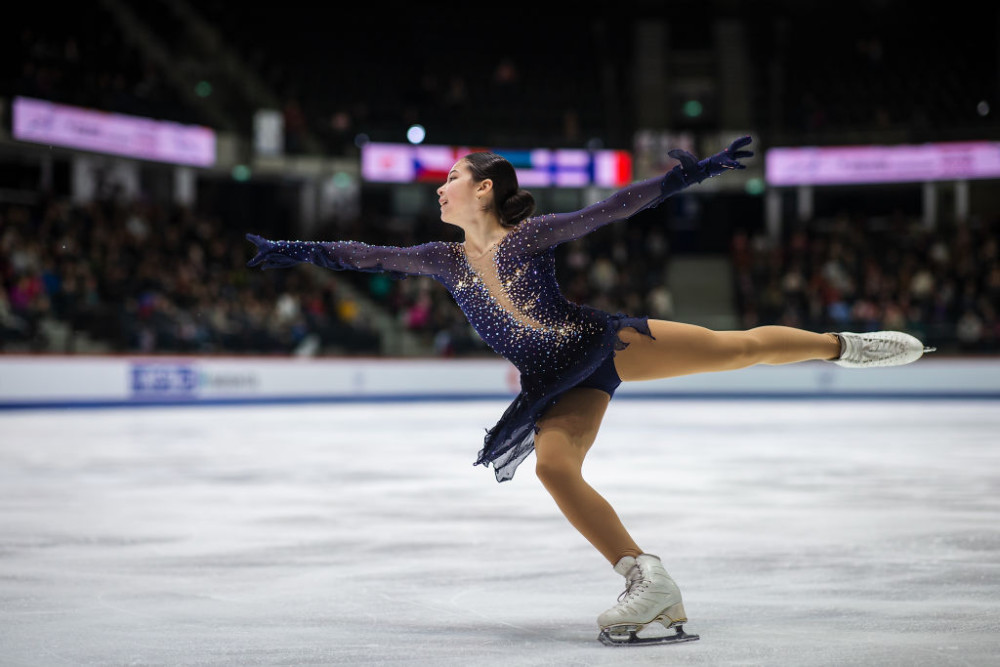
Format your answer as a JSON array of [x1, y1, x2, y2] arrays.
[[598, 624, 700, 647]]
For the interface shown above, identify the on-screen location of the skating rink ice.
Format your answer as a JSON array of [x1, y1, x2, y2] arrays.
[[1, 397, 998, 666]]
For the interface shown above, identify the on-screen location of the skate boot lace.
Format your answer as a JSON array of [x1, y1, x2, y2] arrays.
[[841, 333, 906, 365], [861, 336, 902, 356], [618, 571, 649, 604]]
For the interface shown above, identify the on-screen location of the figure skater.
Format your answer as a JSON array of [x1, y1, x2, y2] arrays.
[[245, 136, 933, 646]]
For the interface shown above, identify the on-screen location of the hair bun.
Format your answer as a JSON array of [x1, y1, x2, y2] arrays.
[[501, 189, 536, 226]]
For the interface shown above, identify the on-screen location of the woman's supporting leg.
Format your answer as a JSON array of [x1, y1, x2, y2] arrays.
[[614, 321, 841, 382], [533, 387, 642, 565]]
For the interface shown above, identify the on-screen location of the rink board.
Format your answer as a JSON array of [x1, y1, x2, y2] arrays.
[[0, 355, 997, 409]]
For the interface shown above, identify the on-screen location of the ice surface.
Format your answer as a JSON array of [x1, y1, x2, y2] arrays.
[[1, 398, 998, 665]]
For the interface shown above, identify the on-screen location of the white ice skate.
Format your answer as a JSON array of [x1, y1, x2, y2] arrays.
[[597, 554, 699, 646], [831, 331, 935, 368]]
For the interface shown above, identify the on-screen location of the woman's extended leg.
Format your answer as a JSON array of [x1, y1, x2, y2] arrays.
[[614, 321, 841, 381], [533, 387, 641, 565]]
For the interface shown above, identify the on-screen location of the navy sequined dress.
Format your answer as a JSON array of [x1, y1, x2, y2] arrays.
[[249, 168, 693, 481]]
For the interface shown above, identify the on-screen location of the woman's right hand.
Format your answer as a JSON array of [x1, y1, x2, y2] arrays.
[[246, 233, 304, 269]]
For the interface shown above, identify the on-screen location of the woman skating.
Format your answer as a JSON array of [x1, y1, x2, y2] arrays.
[[246, 136, 932, 645]]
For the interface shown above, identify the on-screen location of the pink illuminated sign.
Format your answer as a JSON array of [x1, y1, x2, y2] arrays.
[[766, 142, 1000, 186], [12, 96, 216, 167]]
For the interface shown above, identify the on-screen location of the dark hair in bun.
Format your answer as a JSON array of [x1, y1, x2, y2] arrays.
[[462, 151, 536, 228]]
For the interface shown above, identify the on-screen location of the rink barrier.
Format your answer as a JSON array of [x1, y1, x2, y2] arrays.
[[0, 355, 998, 410]]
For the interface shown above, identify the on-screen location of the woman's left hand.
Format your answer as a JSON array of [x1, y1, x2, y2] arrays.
[[668, 135, 754, 184]]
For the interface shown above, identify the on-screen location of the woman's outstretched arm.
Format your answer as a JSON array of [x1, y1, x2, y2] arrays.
[[515, 135, 753, 250], [245, 234, 452, 279]]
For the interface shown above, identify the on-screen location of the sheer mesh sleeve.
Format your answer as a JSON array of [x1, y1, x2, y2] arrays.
[[507, 168, 690, 252], [246, 235, 453, 280]]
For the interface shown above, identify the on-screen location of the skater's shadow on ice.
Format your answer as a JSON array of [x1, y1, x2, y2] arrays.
[[412, 621, 591, 649]]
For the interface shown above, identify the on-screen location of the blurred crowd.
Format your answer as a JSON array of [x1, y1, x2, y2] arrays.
[[731, 214, 1000, 353], [3, 4, 998, 356], [0, 179, 681, 357], [2, 190, 998, 355], [0, 195, 381, 355], [0, 187, 675, 357]]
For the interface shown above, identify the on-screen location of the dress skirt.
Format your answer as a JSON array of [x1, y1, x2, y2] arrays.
[[475, 313, 653, 482]]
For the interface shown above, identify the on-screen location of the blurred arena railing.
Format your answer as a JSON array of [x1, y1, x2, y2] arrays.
[[1, 354, 998, 411]]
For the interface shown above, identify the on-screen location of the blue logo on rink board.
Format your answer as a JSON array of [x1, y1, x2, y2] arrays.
[[130, 364, 199, 397]]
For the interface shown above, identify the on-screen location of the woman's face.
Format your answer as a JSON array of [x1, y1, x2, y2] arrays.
[[437, 160, 486, 226]]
